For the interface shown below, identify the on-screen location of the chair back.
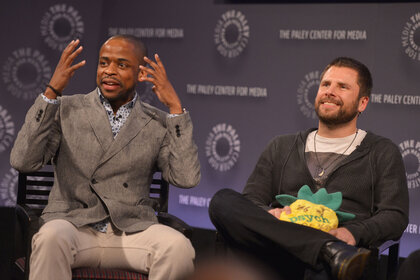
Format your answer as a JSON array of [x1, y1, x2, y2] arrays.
[[17, 164, 170, 215]]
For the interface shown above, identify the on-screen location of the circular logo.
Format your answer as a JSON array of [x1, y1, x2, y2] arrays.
[[297, 70, 320, 119], [401, 12, 420, 61], [399, 139, 420, 189], [214, 10, 250, 58], [205, 123, 240, 172], [2, 48, 52, 100], [0, 168, 18, 206], [40, 4, 84, 51], [0, 105, 15, 153]]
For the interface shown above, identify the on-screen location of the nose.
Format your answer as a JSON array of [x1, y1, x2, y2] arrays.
[[104, 62, 117, 76], [323, 85, 337, 97]]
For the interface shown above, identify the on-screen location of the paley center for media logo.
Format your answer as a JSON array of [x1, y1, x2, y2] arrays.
[[205, 123, 240, 172], [214, 10, 250, 58], [41, 3, 84, 51], [0, 168, 18, 207], [402, 12, 420, 61], [0, 105, 15, 153], [399, 139, 420, 189], [2, 48, 51, 100], [297, 70, 321, 119]]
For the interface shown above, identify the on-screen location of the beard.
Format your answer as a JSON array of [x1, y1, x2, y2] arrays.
[[315, 96, 359, 126]]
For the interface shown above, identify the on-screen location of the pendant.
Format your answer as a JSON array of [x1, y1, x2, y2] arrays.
[[318, 169, 325, 177]]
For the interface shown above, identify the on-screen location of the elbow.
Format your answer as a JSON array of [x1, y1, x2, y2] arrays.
[[182, 172, 201, 188], [10, 155, 42, 173], [172, 170, 201, 189]]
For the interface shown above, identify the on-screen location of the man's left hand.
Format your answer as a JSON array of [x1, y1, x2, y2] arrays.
[[139, 54, 183, 114], [328, 227, 356, 245]]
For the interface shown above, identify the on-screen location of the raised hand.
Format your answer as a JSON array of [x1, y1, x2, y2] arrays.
[[45, 39, 86, 98], [139, 54, 182, 114]]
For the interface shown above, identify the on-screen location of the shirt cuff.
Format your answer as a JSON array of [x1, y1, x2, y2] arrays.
[[42, 93, 60, 105], [167, 108, 187, 118]]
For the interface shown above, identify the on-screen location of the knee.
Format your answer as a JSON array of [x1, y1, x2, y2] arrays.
[[209, 188, 238, 223], [209, 189, 237, 214], [32, 220, 76, 251], [158, 231, 195, 262]]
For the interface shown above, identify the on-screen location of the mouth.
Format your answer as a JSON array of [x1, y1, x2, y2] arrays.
[[101, 77, 121, 91], [320, 98, 342, 108]]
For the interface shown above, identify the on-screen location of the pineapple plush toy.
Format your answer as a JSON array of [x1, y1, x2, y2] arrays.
[[275, 185, 355, 232]]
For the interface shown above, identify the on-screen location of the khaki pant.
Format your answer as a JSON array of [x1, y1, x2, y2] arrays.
[[29, 219, 195, 280]]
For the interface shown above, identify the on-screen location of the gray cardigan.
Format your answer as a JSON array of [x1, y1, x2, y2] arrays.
[[243, 129, 409, 247], [10, 90, 200, 233]]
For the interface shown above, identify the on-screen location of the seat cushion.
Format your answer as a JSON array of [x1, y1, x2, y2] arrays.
[[72, 267, 148, 280], [15, 257, 148, 280]]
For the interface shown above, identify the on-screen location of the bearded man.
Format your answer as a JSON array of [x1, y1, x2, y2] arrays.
[[209, 57, 408, 280]]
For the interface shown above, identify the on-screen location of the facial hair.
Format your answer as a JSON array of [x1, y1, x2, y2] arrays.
[[315, 96, 359, 126]]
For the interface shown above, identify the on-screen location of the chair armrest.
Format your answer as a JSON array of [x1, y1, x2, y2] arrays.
[[157, 212, 193, 240], [16, 204, 39, 230], [377, 239, 400, 255]]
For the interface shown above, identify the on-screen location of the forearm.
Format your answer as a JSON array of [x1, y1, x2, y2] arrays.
[[345, 209, 408, 247], [158, 112, 200, 188], [10, 94, 60, 172]]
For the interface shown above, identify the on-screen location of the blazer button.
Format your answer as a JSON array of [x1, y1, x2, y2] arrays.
[[123, 182, 128, 188], [91, 178, 98, 184]]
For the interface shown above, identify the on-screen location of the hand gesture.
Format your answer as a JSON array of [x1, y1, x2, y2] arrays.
[[46, 39, 86, 98], [268, 206, 291, 219], [139, 54, 182, 114]]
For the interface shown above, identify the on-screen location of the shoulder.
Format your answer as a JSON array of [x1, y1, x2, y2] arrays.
[[260, 131, 306, 157], [362, 131, 402, 159], [268, 129, 312, 149], [363, 131, 399, 150], [61, 90, 95, 104]]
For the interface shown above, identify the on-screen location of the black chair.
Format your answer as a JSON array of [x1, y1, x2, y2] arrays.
[[13, 164, 192, 280], [364, 240, 401, 280], [214, 232, 401, 280]]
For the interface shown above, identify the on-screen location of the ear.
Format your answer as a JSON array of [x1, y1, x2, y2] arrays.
[[358, 96, 369, 113]]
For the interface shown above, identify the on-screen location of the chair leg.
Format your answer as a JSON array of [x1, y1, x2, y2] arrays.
[[386, 244, 400, 280]]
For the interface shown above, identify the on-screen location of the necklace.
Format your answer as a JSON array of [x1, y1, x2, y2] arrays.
[[313, 130, 358, 177]]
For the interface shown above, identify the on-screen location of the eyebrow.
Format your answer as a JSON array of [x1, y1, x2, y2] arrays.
[[337, 82, 350, 87], [321, 79, 350, 87], [100, 56, 130, 62]]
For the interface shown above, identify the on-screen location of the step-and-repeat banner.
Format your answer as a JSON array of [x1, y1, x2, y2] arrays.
[[1, 0, 420, 257]]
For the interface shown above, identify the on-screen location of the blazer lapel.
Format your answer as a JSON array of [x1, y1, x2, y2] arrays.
[[83, 90, 114, 153], [97, 99, 154, 166]]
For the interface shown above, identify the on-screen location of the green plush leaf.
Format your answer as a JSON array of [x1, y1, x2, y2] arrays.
[[275, 194, 297, 206], [296, 185, 314, 201], [336, 211, 356, 222]]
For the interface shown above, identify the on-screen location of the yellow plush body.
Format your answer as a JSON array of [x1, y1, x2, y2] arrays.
[[279, 199, 338, 232]]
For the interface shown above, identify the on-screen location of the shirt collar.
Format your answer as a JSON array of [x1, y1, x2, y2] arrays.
[[97, 88, 138, 110]]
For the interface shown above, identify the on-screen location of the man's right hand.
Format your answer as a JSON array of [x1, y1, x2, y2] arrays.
[[45, 39, 86, 99], [268, 206, 291, 219]]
